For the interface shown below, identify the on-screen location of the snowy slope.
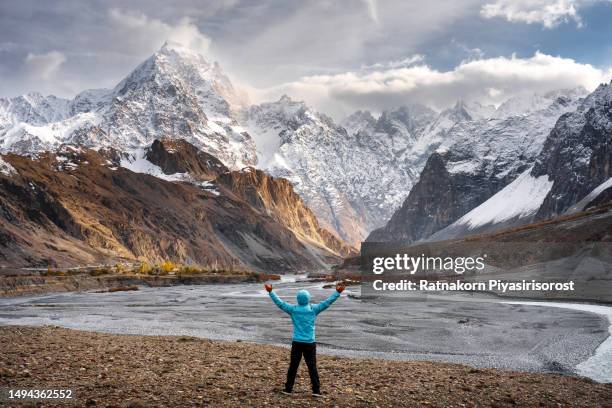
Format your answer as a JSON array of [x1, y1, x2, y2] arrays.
[[433, 168, 553, 238]]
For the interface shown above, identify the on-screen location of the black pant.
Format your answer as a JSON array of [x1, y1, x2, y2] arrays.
[[285, 341, 320, 393]]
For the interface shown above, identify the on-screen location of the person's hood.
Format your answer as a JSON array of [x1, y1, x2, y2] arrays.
[[296, 290, 311, 305]]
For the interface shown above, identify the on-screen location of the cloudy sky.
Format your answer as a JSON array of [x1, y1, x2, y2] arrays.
[[1, 0, 612, 117]]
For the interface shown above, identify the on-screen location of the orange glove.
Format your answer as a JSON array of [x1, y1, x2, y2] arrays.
[[336, 283, 345, 293], [264, 284, 273, 292]]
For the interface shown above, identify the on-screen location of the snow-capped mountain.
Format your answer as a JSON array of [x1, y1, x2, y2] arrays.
[[0, 42, 255, 169], [432, 85, 612, 239], [0, 93, 71, 126], [243, 88, 591, 245], [431, 83, 612, 240], [242, 98, 441, 245], [368, 88, 587, 242], [492, 88, 587, 119]]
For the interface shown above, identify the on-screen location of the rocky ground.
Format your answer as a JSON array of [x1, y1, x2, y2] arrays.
[[1, 326, 610, 407]]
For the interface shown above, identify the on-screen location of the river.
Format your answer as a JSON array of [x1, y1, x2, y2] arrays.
[[0, 275, 610, 383]]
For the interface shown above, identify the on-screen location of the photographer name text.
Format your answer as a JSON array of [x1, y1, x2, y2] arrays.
[[372, 279, 575, 292]]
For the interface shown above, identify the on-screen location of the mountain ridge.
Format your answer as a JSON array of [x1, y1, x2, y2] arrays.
[[0, 139, 353, 270], [367, 87, 588, 243]]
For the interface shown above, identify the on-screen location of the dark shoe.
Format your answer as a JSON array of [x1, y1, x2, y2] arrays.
[[312, 392, 324, 398], [281, 390, 293, 395]]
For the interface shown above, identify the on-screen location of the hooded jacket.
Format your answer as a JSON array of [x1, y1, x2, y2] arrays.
[[269, 289, 340, 343]]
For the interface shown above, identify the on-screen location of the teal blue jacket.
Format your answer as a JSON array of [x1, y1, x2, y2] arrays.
[[269, 289, 341, 343]]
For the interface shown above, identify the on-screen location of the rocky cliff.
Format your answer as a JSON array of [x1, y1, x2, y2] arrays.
[[533, 82, 612, 218], [145, 138, 228, 180], [216, 168, 353, 258]]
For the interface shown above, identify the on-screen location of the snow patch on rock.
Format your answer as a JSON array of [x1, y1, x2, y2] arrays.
[[0, 156, 16, 176], [120, 149, 188, 182]]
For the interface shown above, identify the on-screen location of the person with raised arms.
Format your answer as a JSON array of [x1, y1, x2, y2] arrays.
[[264, 282, 345, 397]]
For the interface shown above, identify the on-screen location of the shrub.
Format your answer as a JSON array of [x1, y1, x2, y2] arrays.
[[138, 262, 152, 275], [43, 268, 66, 277], [177, 265, 201, 276], [160, 260, 176, 273]]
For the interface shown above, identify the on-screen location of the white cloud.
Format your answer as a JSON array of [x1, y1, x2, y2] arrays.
[[480, 0, 610, 28], [257, 52, 612, 117], [108, 9, 211, 56], [363, 0, 379, 23], [24, 51, 66, 80], [217, 0, 483, 88], [361, 55, 425, 71]]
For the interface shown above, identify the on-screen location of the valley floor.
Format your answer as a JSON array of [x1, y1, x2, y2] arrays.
[[1, 326, 611, 407]]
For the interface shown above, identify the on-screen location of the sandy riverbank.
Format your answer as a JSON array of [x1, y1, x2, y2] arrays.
[[1, 326, 610, 407], [0, 271, 277, 297]]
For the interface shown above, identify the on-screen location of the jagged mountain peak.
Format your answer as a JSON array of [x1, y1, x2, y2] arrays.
[[341, 110, 377, 136], [452, 100, 496, 121], [243, 96, 344, 169], [542, 86, 589, 101], [244, 98, 441, 245], [0, 92, 71, 126], [0, 42, 256, 169], [373, 104, 437, 141], [159, 40, 203, 56], [440, 102, 474, 123], [278, 94, 297, 104], [379, 103, 436, 123], [114, 42, 248, 118], [250, 95, 306, 114], [244, 96, 341, 141], [342, 109, 376, 123], [530, 79, 612, 218], [493, 87, 588, 119], [579, 80, 612, 110]]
